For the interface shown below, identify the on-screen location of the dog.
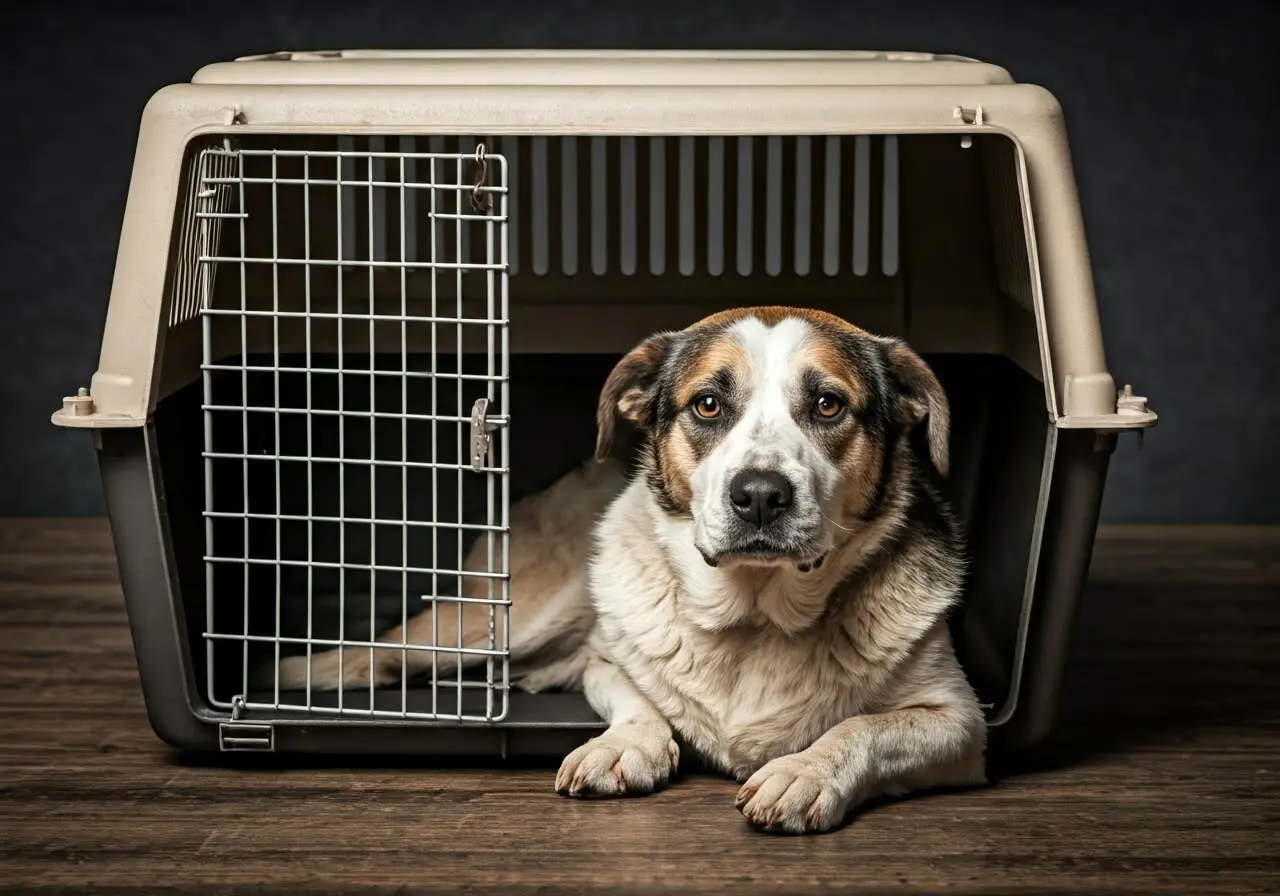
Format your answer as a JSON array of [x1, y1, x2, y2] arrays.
[[276, 306, 987, 833]]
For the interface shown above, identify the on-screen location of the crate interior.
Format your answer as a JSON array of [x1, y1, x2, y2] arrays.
[[151, 130, 1051, 724]]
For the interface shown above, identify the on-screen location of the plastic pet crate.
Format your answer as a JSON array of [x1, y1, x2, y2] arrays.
[[52, 50, 1156, 758]]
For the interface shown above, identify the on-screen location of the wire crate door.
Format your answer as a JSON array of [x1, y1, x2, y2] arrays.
[[197, 138, 512, 724]]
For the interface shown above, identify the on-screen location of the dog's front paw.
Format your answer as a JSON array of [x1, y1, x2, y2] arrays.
[[554, 725, 680, 798], [735, 752, 852, 834]]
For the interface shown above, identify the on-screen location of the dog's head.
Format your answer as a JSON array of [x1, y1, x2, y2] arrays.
[[596, 307, 949, 570]]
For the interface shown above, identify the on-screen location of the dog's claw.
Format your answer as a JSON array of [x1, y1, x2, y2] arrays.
[[737, 753, 851, 834], [555, 729, 678, 799]]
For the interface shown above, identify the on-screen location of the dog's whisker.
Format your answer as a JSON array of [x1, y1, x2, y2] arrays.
[[821, 511, 856, 533]]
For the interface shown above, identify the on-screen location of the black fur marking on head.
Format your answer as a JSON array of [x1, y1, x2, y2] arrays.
[[638, 322, 750, 517], [809, 323, 952, 521]]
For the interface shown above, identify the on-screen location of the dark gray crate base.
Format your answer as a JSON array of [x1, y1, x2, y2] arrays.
[[242, 687, 601, 725], [254, 724, 596, 760], [99, 353, 1113, 759], [237, 690, 604, 759]]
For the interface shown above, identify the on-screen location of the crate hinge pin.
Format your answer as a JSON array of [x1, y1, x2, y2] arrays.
[[954, 104, 985, 148]]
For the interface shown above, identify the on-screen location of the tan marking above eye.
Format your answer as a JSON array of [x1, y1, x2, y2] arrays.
[[806, 339, 870, 411], [675, 336, 748, 408], [693, 395, 722, 419], [815, 394, 844, 418]]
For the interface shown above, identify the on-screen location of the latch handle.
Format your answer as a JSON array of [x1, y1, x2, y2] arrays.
[[470, 398, 496, 471]]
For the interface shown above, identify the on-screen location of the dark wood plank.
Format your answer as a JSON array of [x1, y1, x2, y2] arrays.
[[0, 520, 1277, 894]]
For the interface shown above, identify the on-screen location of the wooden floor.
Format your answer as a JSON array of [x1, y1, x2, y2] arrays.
[[1, 520, 1277, 894]]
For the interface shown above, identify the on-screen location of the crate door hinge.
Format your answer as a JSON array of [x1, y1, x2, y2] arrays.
[[953, 104, 986, 148], [470, 398, 506, 472], [219, 721, 275, 752]]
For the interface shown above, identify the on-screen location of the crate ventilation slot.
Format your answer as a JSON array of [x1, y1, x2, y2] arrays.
[[324, 135, 900, 280]]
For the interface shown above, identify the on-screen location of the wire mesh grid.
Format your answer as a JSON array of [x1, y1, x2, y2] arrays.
[[197, 139, 511, 722]]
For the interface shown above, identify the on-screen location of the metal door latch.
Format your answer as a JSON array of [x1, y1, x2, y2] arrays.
[[470, 398, 500, 472]]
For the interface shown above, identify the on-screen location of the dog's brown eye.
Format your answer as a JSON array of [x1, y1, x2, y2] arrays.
[[815, 394, 844, 418], [693, 395, 721, 419]]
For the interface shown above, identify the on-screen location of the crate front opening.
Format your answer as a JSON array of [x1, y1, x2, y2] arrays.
[[150, 131, 1054, 730]]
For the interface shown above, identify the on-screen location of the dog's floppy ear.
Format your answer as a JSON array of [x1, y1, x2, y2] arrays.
[[596, 332, 676, 462], [880, 338, 950, 478]]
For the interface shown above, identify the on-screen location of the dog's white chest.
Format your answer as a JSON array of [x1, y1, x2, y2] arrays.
[[700, 631, 860, 772], [595, 583, 865, 776]]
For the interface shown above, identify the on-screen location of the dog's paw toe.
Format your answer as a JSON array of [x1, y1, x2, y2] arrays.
[[555, 728, 679, 798], [735, 754, 849, 834]]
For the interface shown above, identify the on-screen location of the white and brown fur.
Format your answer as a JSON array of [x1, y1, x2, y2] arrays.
[[276, 306, 986, 834]]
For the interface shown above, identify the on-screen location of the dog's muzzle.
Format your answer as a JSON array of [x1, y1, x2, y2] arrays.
[[698, 467, 826, 569]]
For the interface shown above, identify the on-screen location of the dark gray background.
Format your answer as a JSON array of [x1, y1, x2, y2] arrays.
[[1, 1, 1276, 522]]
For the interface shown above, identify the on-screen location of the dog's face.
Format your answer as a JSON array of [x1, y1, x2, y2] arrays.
[[596, 307, 950, 570]]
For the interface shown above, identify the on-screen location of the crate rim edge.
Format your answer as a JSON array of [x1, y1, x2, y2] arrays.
[[51, 78, 1155, 434]]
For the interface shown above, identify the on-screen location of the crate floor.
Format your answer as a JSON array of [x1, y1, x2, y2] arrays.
[[3, 520, 1279, 894]]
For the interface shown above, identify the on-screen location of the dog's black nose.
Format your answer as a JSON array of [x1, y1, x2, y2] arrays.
[[728, 469, 795, 528]]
